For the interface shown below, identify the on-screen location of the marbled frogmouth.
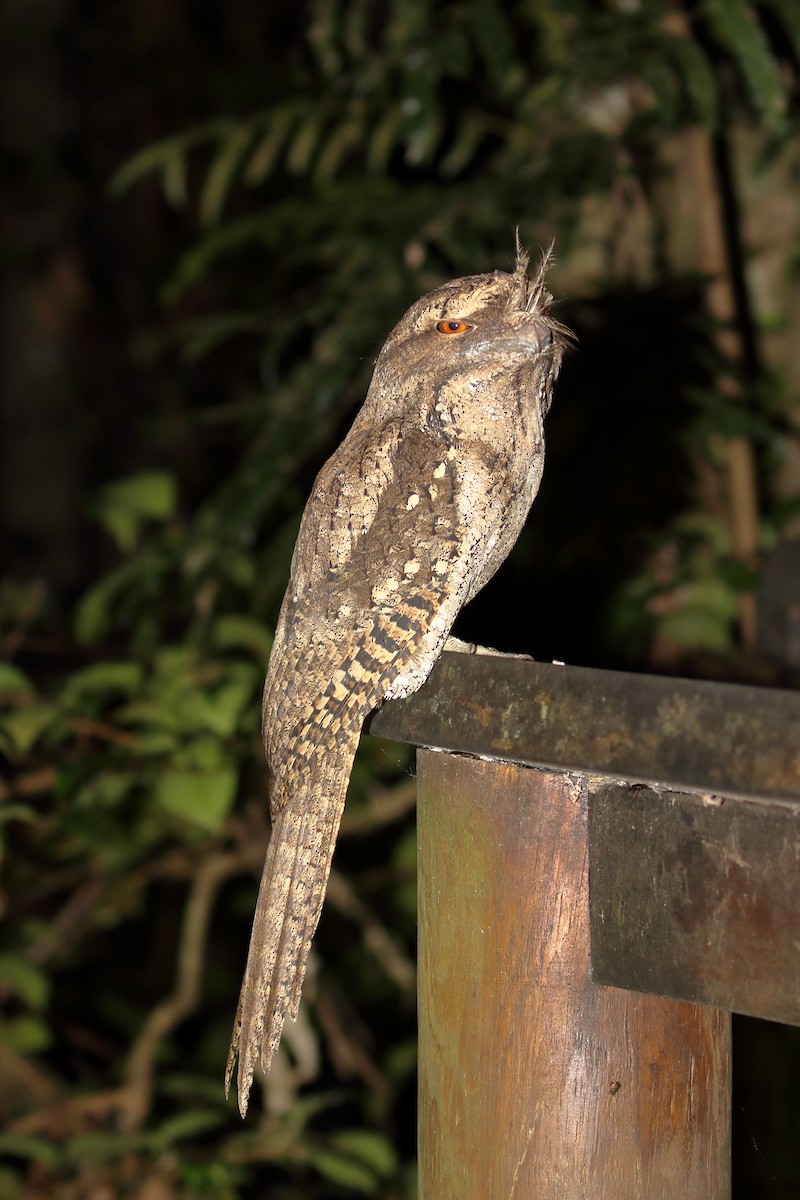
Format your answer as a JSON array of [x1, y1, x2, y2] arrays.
[[227, 244, 567, 1113]]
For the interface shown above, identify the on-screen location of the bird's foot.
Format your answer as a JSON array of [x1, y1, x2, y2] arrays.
[[443, 636, 533, 661]]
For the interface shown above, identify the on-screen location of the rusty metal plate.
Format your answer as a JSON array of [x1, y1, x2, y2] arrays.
[[367, 653, 800, 802], [589, 783, 800, 1025]]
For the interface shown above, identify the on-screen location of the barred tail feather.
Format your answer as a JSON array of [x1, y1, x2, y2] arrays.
[[226, 721, 362, 1115], [288, 780, 348, 1019]]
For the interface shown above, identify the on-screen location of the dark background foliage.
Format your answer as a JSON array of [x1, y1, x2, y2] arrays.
[[2, 1, 800, 1196]]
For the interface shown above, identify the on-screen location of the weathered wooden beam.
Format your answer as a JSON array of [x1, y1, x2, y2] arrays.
[[367, 652, 800, 802], [589, 784, 800, 1025], [417, 751, 731, 1200], [371, 654, 800, 1025]]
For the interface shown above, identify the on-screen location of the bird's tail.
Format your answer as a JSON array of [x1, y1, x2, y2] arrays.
[[225, 706, 364, 1115]]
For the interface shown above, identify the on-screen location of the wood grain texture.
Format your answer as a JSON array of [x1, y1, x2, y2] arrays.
[[417, 751, 731, 1199]]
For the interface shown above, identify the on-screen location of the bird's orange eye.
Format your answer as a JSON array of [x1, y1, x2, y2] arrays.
[[436, 319, 472, 335]]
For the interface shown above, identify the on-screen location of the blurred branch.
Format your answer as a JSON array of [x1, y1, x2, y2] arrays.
[[67, 717, 139, 747], [6, 1086, 132, 1137], [339, 777, 416, 836], [0, 766, 56, 801], [28, 878, 105, 968], [326, 869, 415, 995], [121, 849, 242, 1130], [314, 988, 391, 1103], [0, 1044, 60, 1115]]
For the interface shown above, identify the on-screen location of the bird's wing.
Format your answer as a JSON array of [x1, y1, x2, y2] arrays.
[[272, 414, 508, 713]]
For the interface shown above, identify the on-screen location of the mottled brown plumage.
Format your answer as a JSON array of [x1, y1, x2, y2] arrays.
[[226, 244, 567, 1113]]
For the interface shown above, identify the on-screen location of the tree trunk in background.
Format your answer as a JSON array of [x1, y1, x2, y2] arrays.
[[661, 9, 760, 649]]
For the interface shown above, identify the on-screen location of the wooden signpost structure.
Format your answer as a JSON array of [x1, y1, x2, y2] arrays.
[[368, 654, 800, 1199]]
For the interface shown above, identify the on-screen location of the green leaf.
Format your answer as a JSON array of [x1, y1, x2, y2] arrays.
[[146, 1108, 227, 1150], [124, 677, 252, 738], [0, 706, 56, 756], [405, 104, 444, 168], [155, 766, 238, 833], [75, 771, 137, 810], [328, 1129, 397, 1177], [0, 804, 41, 830], [110, 136, 187, 197], [176, 736, 228, 770], [154, 644, 196, 681], [0, 1015, 52, 1053], [466, 0, 517, 96], [193, 675, 258, 738], [367, 106, 405, 173], [74, 564, 130, 644], [681, 579, 740, 620], [160, 213, 275, 303], [163, 680, 254, 739], [286, 112, 326, 174], [211, 615, 273, 660], [0, 664, 34, 696], [0, 1165, 22, 1200], [0, 956, 50, 1009], [658, 607, 733, 650], [116, 699, 179, 733], [673, 512, 731, 555], [0, 1135, 59, 1169], [0, 955, 48, 1012], [307, 1148, 378, 1193], [130, 730, 177, 755], [109, 123, 222, 199], [92, 471, 177, 552], [667, 35, 719, 128], [315, 117, 365, 182], [307, 0, 343, 75], [62, 661, 143, 699], [62, 1133, 147, 1167], [74, 577, 128, 644], [437, 26, 472, 78], [383, 1037, 418, 1084], [199, 124, 255, 227], [761, 0, 800, 62], [705, 0, 787, 134], [180, 311, 260, 363], [162, 146, 188, 207], [243, 105, 302, 184], [439, 113, 488, 176]]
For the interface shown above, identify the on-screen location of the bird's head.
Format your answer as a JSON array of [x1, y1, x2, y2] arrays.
[[368, 243, 569, 419]]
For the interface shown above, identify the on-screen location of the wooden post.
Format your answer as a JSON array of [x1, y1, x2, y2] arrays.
[[417, 751, 732, 1199]]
